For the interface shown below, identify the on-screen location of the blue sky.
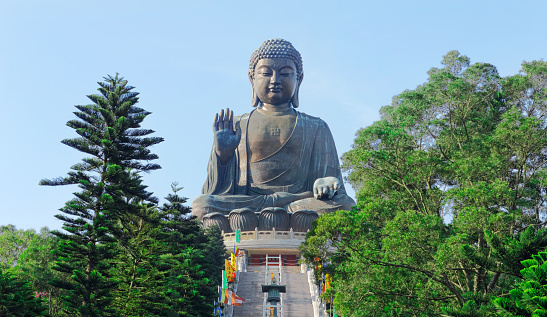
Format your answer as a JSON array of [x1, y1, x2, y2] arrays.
[[2, 0, 546, 231]]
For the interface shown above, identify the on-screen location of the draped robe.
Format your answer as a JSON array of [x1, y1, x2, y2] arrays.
[[191, 109, 355, 219]]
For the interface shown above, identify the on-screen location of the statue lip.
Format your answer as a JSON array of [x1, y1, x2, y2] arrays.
[[269, 87, 282, 92]]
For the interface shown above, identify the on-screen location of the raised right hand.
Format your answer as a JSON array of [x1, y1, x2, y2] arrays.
[[213, 108, 241, 164]]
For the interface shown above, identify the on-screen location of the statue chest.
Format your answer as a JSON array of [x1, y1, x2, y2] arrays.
[[245, 111, 303, 186], [247, 113, 299, 163]]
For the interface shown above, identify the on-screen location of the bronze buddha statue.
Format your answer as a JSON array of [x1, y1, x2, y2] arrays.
[[191, 39, 355, 230]]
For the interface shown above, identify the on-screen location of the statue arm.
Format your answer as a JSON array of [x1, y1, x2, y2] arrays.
[[201, 145, 238, 195], [202, 112, 244, 195], [309, 119, 347, 198]]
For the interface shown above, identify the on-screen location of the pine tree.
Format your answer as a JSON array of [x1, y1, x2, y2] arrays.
[[110, 179, 165, 316], [0, 268, 48, 316], [150, 183, 214, 316], [40, 74, 163, 316], [203, 225, 227, 290]]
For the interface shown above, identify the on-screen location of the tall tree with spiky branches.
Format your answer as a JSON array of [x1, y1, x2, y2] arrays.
[[146, 183, 215, 316], [40, 74, 163, 316]]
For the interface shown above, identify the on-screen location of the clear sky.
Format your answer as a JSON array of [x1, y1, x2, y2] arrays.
[[2, 0, 546, 231]]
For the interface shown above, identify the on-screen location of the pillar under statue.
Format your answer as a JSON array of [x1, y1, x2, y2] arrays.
[[191, 39, 355, 232]]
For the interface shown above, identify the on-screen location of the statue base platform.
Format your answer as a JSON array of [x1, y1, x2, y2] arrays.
[[222, 228, 307, 266]]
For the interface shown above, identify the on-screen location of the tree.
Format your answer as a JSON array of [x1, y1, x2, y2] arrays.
[[0, 268, 48, 316], [149, 183, 216, 317], [0, 225, 36, 270], [110, 185, 165, 316], [301, 53, 547, 316], [0, 226, 66, 316], [12, 227, 66, 316], [203, 224, 227, 289], [493, 250, 547, 316], [40, 74, 163, 316]]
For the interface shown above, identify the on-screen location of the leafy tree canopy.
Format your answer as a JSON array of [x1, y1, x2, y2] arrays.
[[301, 52, 547, 316]]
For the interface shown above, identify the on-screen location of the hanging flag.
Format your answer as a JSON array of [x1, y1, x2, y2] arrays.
[[236, 229, 241, 243], [213, 303, 222, 317], [218, 286, 223, 302], [222, 270, 228, 288], [225, 259, 235, 282], [222, 288, 232, 305], [231, 292, 245, 306], [214, 300, 223, 316], [325, 274, 332, 290], [231, 253, 237, 270]]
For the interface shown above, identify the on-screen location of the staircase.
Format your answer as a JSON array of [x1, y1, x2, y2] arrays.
[[232, 265, 314, 317], [232, 266, 266, 316]]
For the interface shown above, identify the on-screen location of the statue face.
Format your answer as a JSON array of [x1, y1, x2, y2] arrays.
[[253, 58, 297, 107]]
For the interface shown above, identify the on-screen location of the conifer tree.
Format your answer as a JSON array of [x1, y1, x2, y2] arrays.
[[203, 225, 227, 290], [40, 74, 163, 316], [150, 183, 214, 316], [0, 269, 48, 316], [110, 174, 165, 316]]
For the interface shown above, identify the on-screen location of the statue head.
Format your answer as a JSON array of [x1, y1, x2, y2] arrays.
[[249, 39, 304, 108]]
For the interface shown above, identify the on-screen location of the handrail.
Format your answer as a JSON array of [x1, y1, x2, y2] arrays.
[[223, 228, 307, 242]]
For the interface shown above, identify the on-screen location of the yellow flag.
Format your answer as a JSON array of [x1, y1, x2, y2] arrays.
[[225, 259, 235, 282], [231, 253, 237, 271]]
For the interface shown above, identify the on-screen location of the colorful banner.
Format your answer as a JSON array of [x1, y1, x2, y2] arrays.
[[231, 292, 245, 306], [235, 229, 241, 243], [222, 270, 228, 289], [231, 253, 237, 269], [221, 289, 231, 304], [218, 286, 223, 302], [225, 260, 235, 282], [213, 300, 222, 316]]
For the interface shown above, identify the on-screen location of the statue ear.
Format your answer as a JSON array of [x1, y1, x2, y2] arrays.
[[292, 74, 304, 108], [250, 75, 261, 107]]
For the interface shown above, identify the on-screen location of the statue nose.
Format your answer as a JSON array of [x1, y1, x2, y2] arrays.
[[270, 71, 280, 84]]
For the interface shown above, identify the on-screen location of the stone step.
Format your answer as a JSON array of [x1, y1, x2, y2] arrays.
[[233, 266, 313, 317]]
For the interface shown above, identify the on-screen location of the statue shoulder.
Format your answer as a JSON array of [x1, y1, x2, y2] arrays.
[[296, 111, 330, 130], [234, 112, 251, 122]]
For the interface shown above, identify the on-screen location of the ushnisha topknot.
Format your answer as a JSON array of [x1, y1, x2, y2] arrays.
[[248, 38, 303, 81], [249, 38, 304, 108]]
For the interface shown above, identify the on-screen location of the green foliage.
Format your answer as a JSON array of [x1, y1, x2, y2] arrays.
[[0, 268, 48, 316], [0, 226, 66, 316], [301, 53, 547, 316], [493, 250, 547, 317], [148, 183, 218, 316], [40, 74, 163, 316], [110, 200, 164, 316], [203, 225, 228, 289], [0, 225, 36, 270]]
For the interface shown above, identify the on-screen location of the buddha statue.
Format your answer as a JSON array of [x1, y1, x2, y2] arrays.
[[191, 39, 355, 228]]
